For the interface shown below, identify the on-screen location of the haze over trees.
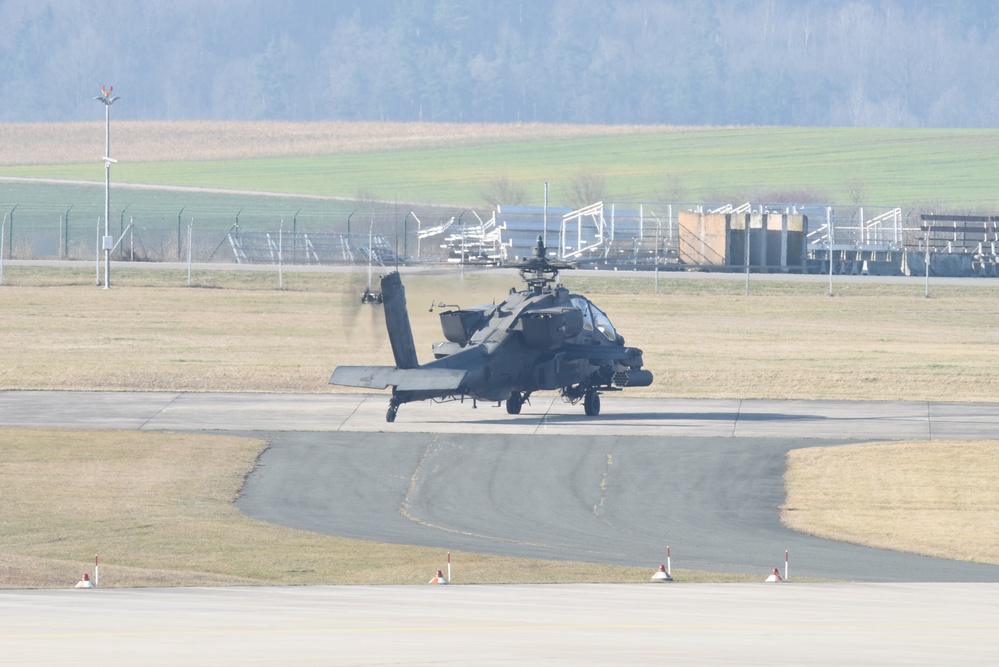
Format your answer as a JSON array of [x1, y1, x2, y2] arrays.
[[2, 0, 999, 127]]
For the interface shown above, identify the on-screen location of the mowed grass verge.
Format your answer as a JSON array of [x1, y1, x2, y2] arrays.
[[0, 428, 749, 588], [784, 441, 999, 566], [1, 265, 998, 402]]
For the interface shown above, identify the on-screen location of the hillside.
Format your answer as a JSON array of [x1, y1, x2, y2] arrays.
[[5, 1, 999, 128], [2, 122, 999, 210], [0, 121, 671, 165]]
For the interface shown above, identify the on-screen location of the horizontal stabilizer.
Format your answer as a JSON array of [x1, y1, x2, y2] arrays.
[[330, 366, 467, 392]]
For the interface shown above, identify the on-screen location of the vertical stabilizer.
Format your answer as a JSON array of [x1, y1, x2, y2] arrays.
[[381, 272, 420, 369]]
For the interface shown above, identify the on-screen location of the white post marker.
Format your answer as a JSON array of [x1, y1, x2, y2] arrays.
[[766, 549, 789, 582], [651, 546, 673, 582], [95, 555, 99, 588], [1, 213, 6, 286], [186, 219, 193, 287], [667, 546, 672, 578], [447, 551, 451, 584]]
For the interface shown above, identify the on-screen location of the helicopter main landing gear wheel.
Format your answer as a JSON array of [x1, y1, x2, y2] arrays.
[[583, 389, 601, 416], [506, 392, 523, 415], [386, 399, 400, 423]]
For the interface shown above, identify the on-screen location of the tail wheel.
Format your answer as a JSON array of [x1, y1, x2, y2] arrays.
[[506, 392, 523, 415], [583, 389, 600, 416]]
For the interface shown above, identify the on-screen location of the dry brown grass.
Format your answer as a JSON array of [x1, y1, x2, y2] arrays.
[[1, 267, 998, 403], [783, 441, 999, 564], [0, 428, 750, 588], [0, 120, 686, 165]]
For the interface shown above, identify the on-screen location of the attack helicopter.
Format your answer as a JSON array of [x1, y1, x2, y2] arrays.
[[329, 236, 653, 422]]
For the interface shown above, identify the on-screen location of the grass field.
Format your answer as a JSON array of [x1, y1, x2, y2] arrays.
[[2, 267, 998, 402], [785, 441, 999, 566], [3, 122, 999, 209]]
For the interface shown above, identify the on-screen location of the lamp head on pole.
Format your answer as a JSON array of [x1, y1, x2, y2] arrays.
[[94, 85, 120, 106]]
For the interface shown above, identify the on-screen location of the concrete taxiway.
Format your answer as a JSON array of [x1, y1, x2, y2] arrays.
[[2, 584, 998, 666], [2, 390, 998, 439]]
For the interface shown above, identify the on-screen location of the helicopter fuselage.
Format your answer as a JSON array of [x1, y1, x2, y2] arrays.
[[411, 285, 636, 401], [329, 236, 652, 421]]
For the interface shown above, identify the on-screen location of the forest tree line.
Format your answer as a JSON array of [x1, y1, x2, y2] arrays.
[[2, 0, 999, 127]]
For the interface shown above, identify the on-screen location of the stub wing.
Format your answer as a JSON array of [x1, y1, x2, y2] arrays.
[[329, 366, 467, 392], [561, 344, 645, 364]]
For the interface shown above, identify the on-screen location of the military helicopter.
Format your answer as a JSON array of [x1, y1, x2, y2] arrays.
[[329, 236, 653, 422]]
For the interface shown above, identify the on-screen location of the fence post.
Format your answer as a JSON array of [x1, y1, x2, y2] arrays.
[[118, 204, 129, 257], [62, 205, 73, 260], [95, 217, 101, 286], [924, 230, 931, 298], [827, 207, 834, 297], [177, 206, 185, 260], [654, 215, 660, 295], [6, 204, 16, 259], [187, 218, 194, 288], [744, 210, 751, 297], [1, 213, 6, 285], [292, 209, 300, 263]]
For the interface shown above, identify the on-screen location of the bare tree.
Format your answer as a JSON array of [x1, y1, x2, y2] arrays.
[[480, 174, 527, 207], [844, 173, 868, 206], [565, 169, 607, 209], [658, 173, 685, 202]]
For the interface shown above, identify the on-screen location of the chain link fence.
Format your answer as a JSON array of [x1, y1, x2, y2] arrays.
[[0, 198, 480, 265], [4, 198, 999, 296]]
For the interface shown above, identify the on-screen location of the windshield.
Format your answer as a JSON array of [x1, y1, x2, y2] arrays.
[[589, 302, 617, 341], [570, 297, 617, 341]]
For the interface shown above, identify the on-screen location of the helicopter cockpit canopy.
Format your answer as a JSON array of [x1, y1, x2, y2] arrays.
[[570, 297, 618, 342]]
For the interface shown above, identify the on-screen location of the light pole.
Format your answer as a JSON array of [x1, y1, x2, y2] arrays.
[[94, 85, 120, 289]]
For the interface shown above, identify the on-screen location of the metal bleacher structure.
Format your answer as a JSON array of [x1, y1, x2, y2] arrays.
[[225, 204, 678, 268], [907, 214, 999, 277], [495, 203, 676, 267], [410, 203, 679, 267], [804, 206, 909, 275], [225, 204, 998, 277], [806, 209, 999, 277], [481, 202, 920, 274]]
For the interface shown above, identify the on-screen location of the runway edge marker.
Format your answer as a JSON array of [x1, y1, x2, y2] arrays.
[[651, 546, 673, 582]]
